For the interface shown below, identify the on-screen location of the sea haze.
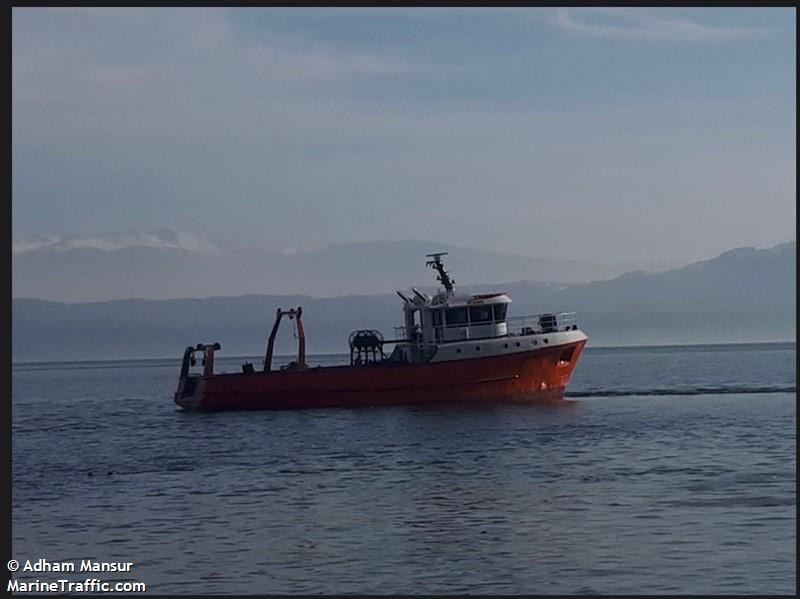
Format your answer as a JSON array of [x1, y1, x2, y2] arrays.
[[11, 342, 796, 594]]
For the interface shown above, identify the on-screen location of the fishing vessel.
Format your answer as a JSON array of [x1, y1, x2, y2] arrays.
[[174, 253, 587, 410]]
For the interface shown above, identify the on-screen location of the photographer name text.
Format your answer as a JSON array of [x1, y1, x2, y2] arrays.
[[16, 559, 134, 573]]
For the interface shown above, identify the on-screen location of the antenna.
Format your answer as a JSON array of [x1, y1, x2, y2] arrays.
[[425, 252, 455, 293]]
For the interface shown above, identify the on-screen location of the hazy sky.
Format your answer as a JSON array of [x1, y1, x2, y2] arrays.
[[12, 8, 796, 264]]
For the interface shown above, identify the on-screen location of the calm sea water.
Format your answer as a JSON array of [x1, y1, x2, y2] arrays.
[[11, 342, 796, 594]]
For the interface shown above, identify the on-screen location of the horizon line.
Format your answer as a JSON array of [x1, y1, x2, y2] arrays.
[[11, 339, 797, 367]]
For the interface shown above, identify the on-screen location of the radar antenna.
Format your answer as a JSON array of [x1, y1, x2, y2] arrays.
[[425, 252, 455, 293]]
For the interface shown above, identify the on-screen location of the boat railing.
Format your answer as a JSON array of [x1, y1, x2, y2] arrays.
[[506, 312, 578, 335], [395, 311, 578, 343], [394, 325, 410, 340]]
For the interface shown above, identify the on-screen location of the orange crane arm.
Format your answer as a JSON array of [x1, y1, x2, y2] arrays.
[[263, 307, 306, 372]]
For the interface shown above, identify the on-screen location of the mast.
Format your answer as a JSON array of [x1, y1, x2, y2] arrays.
[[425, 252, 455, 294]]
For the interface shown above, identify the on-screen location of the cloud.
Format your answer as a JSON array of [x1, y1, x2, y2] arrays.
[[12, 8, 434, 141], [12, 8, 428, 92], [552, 8, 763, 42], [11, 7, 793, 264]]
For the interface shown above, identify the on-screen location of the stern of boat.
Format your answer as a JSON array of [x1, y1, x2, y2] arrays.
[[174, 343, 219, 410], [174, 375, 205, 410]]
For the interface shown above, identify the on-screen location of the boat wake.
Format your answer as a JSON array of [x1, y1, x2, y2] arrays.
[[565, 385, 796, 398]]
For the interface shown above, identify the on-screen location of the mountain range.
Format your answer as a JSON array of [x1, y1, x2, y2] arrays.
[[12, 229, 678, 302], [12, 241, 795, 361]]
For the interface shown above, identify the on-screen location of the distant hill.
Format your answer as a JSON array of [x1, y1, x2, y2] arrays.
[[11, 242, 795, 361], [496, 241, 796, 345], [12, 231, 674, 302]]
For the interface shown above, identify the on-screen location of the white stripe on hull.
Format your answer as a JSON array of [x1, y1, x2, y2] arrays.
[[428, 329, 587, 363]]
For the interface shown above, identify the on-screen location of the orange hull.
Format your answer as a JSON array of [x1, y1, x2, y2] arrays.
[[175, 339, 586, 411]]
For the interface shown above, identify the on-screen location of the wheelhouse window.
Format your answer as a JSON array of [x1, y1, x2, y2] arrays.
[[432, 309, 443, 327], [469, 305, 493, 324], [492, 303, 508, 323], [445, 307, 468, 325]]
